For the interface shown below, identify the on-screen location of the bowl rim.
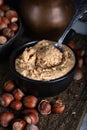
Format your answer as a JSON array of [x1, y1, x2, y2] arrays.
[[9, 40, 78, 83]]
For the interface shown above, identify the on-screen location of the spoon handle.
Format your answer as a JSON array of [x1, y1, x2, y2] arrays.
[[57, 0, 87, 49]]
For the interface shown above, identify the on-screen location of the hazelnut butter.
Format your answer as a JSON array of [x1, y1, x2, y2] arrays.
[[15, 40, 75, 80]]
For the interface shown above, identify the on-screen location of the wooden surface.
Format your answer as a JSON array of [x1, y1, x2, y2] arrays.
[[0, 34, 87, 130]]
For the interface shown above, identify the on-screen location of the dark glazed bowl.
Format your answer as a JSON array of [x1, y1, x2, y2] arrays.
[[0, 18, 22, 62], [9, 41, 78, 97]]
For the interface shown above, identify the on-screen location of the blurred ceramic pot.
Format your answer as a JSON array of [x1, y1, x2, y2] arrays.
[[19, 0, 75, 40]]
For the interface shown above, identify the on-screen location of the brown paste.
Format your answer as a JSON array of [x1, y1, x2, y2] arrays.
[[15, 40, 75, 80]]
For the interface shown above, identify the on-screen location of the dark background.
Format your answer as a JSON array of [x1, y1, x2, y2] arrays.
[[5, 0, 81, 10]]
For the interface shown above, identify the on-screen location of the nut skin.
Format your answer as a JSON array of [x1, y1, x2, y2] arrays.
[[0, 35, 7, 44], [13, 88, 24, 101], [12, 119, 26, 130], [25, 124, 39, 130], [0, 93, 14, 107], [6, 10, 18, 23], [10, 100, 22, 111], [23, 96, 38, 109], [4, 80, 15, 92], [0, 111, 14, 127], [52, 99, 65, 114], [38, 99, 51, 115]]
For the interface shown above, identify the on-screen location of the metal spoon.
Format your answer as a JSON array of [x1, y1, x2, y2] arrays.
[[54, 0, 87, 52]]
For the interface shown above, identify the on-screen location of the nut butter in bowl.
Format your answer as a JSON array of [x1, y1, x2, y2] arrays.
[[10, 40, 77, 97]]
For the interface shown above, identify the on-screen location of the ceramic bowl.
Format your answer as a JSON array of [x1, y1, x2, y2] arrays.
[[9, 41, 78, 97]]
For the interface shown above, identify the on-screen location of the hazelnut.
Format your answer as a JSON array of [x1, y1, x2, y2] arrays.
[[25, 124, 39, 130], [23, 109, 38, 116], [68, 41, 75, 49], [74, 68, 83, 80], [0, 0, 3, 6], [13, 89, 24, 101], [0, 18, 7, 30], [0, 35, 7, 44], [2, 27, 14, 38], [6, 10, 18, 23], [0, 111, 14, 127], [10, 100, 22, 111], [24, 110, 39, 125], [38, 99, 51, 115], [83, 56, 87, 65], [12, 119, 26, 130], [1, 17, 10, 24], [78, 58, 83, 68], [4, 80, 15, 92], [0, 9, 4, 16], [0, 5, 10, 11], [0, 93, 14, 107], [76, 49, 85, 58], [52, 99, 65, 114], [9, 23, 18, 32], [23, 96, 38, 109]]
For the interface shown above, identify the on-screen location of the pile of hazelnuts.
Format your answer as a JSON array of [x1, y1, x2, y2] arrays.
[[0, 80, 65, 130], [68, 41, 87, 81], [0, 0, 19, 45]]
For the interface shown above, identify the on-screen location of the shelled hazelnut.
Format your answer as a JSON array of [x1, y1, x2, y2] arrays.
[[10, 100, 22, 111], [23, 96, 38, 109], [52, 99, 65, 114], [13, 88, 24, 101], [38, 99, 51, 115], [12, 119, 26, 130], [0, 93, 14, 107], [0, 111, 14, 127], [4, 80, 15, 92]]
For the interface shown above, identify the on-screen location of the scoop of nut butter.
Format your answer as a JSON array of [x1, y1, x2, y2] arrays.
[[19, 0, 75, 40]]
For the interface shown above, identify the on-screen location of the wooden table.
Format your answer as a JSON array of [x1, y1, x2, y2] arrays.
[[0, 33, 87, 130]]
